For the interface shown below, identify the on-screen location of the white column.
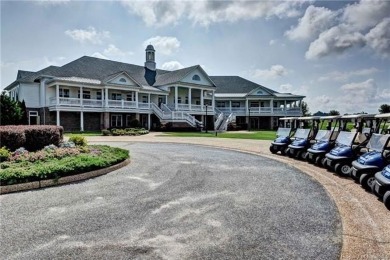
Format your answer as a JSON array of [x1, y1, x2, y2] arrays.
[[229, 100, 232, 113], [80, 111, 84, 131], [201, 89, 204, 111], [148, 93, 151, 108], [188, 88, 192, 110], [56, 85, 59, 105], [105, 87, 108, 107], [40, 79, 46, 107], [246, 99, 249, 115], [80, 86, 83, 106], [270, 99, 274, 114], [212, 91, 215, 111], [56, 110, 60, 126], [135, 92, 139, 108], [148, 113, 151, 130], [175, 86, 178, 110]]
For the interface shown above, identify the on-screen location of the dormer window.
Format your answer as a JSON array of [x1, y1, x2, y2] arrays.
[[119, 78, 127, 83], [192, 75, 200, 81]]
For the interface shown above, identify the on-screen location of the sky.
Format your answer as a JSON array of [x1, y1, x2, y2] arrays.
[[1, 0, 389, 114]]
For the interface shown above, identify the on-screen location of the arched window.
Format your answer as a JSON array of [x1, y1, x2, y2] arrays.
[[192, 75, 201, 81], [119, 78, 127, 83]]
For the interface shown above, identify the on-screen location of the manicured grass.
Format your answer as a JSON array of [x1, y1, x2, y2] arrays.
[[65, 131, 102, 137], [163, 131, 277, 140], [0, 145, 129, 186]]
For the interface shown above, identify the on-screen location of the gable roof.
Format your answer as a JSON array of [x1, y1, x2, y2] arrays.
[[210, 76, 277, 94], [154, 65, 199, 86]]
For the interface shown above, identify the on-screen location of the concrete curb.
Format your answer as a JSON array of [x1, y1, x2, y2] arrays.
[[0, 159, 130, 195]]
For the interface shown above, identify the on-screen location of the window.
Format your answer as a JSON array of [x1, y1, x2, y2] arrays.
[[111, 114, 122, 127], [78, 90, 91, 99], [96, 91, 102, 100], [142, 95, 148, 103], [217, 101, 226, 107], [185, 96, 188, 104], [273, 102, 278, 107], [126, 115, 133, 127], [29, 111, 38, 116], [177, 97, 182, 104], [260, 102, 264, 107], [195, 100, 200, 105], [126, 94, 133, 101], [232, 102, 241, 108], [111, 93, 122, 100], [119, 78, 127, 83], [250, 102, 259, 107], [59, 88, 69, 98], [192, 75, 201, 81]]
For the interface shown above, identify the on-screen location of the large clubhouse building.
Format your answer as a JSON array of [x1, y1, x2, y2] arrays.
[[4, 45, 305, 131]]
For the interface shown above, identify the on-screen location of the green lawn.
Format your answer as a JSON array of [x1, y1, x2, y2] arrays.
[[64, 131, 102, 137], [162, 131, 277, 140]]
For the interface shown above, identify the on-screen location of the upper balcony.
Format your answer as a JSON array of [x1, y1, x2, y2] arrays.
[[217, 106, 302, 116]]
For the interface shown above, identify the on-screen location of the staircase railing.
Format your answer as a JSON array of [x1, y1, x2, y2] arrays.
[[152, 103, 203, 128], [214, 112, 224, 130]]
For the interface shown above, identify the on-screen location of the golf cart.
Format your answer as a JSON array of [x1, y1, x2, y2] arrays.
[[269, 117, 298, 155], [373, 165, 390, 210], [306, 115, 342, 166], [324, 114, 376, 176], [286, 116, 320, 160], [351, 113, 390, 191]]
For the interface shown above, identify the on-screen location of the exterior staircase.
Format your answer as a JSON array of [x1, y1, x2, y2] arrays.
[[151, 103, 203, 128], [214, 109, 235, 132]]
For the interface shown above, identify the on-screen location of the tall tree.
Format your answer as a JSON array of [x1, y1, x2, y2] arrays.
[[301, 101, 310, 116], [0, 91, 22, 125], [329, 110, 340, 115], [20, 100, 28, 124], [379, 104, 390, 114]]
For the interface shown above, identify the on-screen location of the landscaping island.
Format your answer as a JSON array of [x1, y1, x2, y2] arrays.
[[0, 125, 129, 194]]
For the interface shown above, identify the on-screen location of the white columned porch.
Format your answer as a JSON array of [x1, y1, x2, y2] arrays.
[[104, 87, 108, 107], [245, 99, 249, 115], [188, 88, 192, 110], [229, 100, 232, 113], [148, 93, 151, 108], [56, 84, 59, 105], [135, 92, 139, 108], [175, 86, 178, 110], [56, 110, 60, 126], [201, 89, 204, 111], [270, 99, 274, 113], [80, 111, 84, 131]]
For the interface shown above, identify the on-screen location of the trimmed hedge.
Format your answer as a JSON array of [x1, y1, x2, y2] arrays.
[[0, 125, 63, 151], [0, 145, 129, 185]]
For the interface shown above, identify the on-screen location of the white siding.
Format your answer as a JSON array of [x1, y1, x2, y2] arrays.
[[181, 68, 213, 87], [108, 74, 138, 86], [19, 83, 40, 108], [45, 85, 55, 106]]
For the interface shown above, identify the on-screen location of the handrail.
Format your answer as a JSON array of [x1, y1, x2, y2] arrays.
[[214, 112, 224, 130]]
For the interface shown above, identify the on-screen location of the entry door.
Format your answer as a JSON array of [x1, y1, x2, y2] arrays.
[[250, 118, 259, 129]]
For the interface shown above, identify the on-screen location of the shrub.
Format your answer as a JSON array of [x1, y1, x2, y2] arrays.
[[129, 119, 141, 128], [68, 135, 87, 146], [102, 129, 111, 136], [0, 125, 63, 151], [60, 141, 76, 148], [0, 147, 11, 162]]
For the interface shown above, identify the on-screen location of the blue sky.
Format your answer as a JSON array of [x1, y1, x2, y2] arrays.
[[1, 0, 389, 114]]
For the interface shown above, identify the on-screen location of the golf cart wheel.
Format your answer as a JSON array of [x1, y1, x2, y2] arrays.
[[288, 149, 295, 158], [300, 151, 307, 160], [281, 148, 287, 156], [314, 156, 321, 166], [383, 191, 390, 211], [372, 182, 382, 198], [321, 157, 327, 168], [335, 163, 351, 177], [360, 173, 375, 191], [269, 146, 277, 154]]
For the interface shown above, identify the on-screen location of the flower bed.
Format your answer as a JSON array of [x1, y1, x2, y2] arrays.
[[102, 128, 149, 136], [0, 144, 129, 186]]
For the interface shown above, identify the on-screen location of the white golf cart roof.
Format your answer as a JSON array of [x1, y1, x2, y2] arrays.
[[341, 114, 376, 119], [375, 113, 390, 118], [298, 116, 321, 120], [319, 115, 341, 120], [279, 117, 298, 121]]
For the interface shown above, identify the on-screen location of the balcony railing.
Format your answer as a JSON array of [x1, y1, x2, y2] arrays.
[[50, 97, 146, 110], [216, 106, 302, 116]]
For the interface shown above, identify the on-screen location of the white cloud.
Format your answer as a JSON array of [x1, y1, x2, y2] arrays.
[[305, 24, 366, 60], [103, 44, 133, 57], [365, 18, 390, 58], [279, 83, 293, 93], [143, 36, 180, 55], [161, 61, 184, 71], [342, 0, 390, 31], [318, 67, 379, 82], [122, 0, 306, 27], [91, 52, 108, 60], [34, 0, 70, 5], [285, 5, 338, 41], [340, 79, 377, 102], [253, 65, 287, 79], [65, 26, 110, 44], [269, 39, 277, 46]]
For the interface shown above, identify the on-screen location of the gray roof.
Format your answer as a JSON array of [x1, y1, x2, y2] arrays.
[[210, 76, 277, 94], [154, 65, 199, 86]]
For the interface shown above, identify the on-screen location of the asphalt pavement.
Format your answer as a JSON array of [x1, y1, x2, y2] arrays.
[[0, 142, 341, 259]]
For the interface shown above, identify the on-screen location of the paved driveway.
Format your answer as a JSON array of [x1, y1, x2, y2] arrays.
[[0, 143, 341, 259]]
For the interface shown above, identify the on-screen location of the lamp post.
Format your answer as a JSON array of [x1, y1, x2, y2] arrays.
[[205, 104, 208, 133], [248, 107, 251, 132]]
